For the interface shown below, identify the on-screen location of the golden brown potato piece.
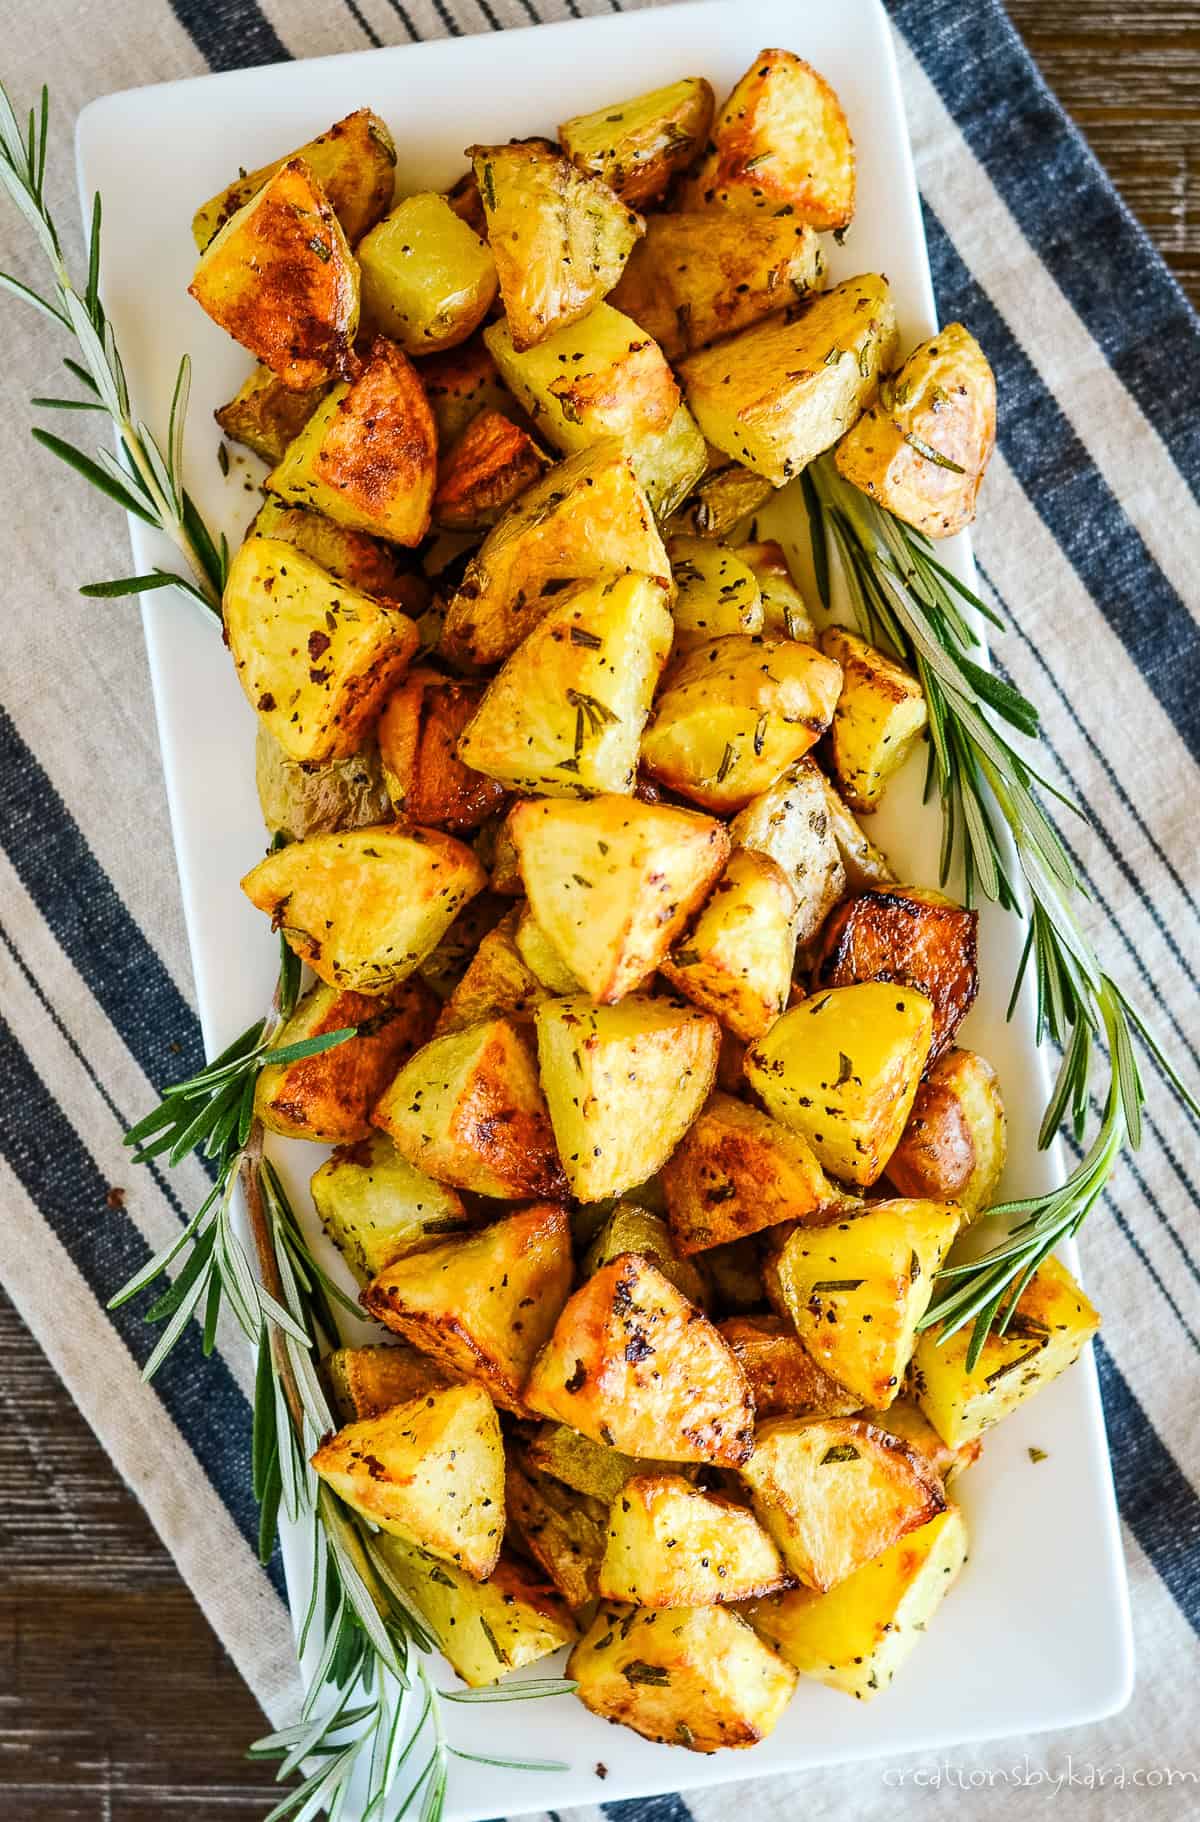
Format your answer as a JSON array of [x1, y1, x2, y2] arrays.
[[820, 627, 929, 813], [312, 1131, 470, 1284], [373, 1017, 566, 1201], [250, 500, 428, 613], [911, 1255, 1100, 1448], [420, 335, 515, 450], [526, 1421, 687, 1505], [535, 995, 720, 1203], [267, 337, 437, 546], [816, 887, 978, 1063], [444, 167, 488, 237], [739, 1414, 945, 1591], [728, 758, 847, 947], [719, 1316, 863, 1420], [746, 1505, 967, 1700], [768, 1199, 962, 1409], [378, 1539, 577, 1686], [434, 909, 551, 1035], [583, 1203, 709, 1312], [215, 366, 329, 464], [666, 538, 764, 653], [570, 1600, 796, 1751], [681, 50, 855, 230], [509, 795, 728, 1002], [735, 541, 816, 643], [190, 160, 359, 391], [886, 1047, 1006, 1216], [456, 573, 673, 797], [599, 1474, 787, 1607], [559, 77, 715, 209], [471, 140, 643, 350], [310, 1382, 504, 1578], [357, 191, 497, 353], [433, 409, 547, 532], [660, 848, 798, 1041], [504, 1454, 607, 1609], [664, 459, 775, 542], [610, 212, 824, 360], [816, 771, 897, 891], [864, 1396, 982, 1487], [641, 635, 843, 813], [680, 275, 897, 485], [255, 726, 392, 842], [525, 1253, 755, 1466], [440, 441, 668, 670], [836, 324, 997, 537], [241, 825, 485, 995], [191, 107, 396, 251], [514, 905, 581, 994], [325, 1342, 448, 1422], [415, 889, 509, 1000], [254, 976, 437, 1143], [661, 1093, 832, 1254], [362, 1202, 573, 1416], [376, 669, 506, 833]]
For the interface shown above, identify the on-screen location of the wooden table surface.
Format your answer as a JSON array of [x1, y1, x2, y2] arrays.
[[3, 6, 1198, 1818]]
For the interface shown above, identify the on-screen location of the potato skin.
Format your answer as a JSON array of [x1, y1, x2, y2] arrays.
[[583, 1204, 709, 1311], [735, 541, 815, 643], [215, 365, 329, 463], [836, 323, 997, 538], [433, 909, 551, 1035], [377, 670, 507, 833], [886, 1047, 1007, 1215], [255, 976, 437, 1143], [191, 107, 396, 252], [661, 1093, 832, 1253], [324, 1342, 449, 1421], [190, 159, 359, 391], [254, 725, 392, 840], [559, 76, 715, 209], [728, 758, 846, 947], [504, 1454, 607, 1609], [420, 335, 514, 451], [526, 1420, 688, 1505], [312, 1130, 470, 1284], [250, 500, 428, 613], [664, 461, 774, 543], [433, 409, 547, 531], [816, 887, 978, 1063], [718, 1316, 863, 1420], [357, 191, 497, 354]]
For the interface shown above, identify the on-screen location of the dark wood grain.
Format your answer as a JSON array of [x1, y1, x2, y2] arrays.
[[3, 12, 1197, 1818]]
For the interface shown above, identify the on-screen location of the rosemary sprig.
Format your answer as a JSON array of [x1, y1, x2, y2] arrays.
[[803, 455, 1200, 1364]]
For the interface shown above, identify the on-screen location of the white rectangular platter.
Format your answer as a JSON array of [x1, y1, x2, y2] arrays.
[[76, 2, 1132, 1816]]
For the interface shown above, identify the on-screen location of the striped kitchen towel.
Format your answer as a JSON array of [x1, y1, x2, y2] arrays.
[[1, 0, 1198, 1817]]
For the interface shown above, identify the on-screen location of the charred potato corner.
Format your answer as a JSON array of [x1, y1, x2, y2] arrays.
[[188, 40, 1097, 1756]]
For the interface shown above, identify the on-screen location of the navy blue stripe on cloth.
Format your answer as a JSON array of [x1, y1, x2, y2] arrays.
[[0, 1012, 285, 1595], [1095, 1338, 1200, 1639], [920, 204, 1200, 766], [605, 1797, 696, 1822], [0, 705, 204, 1088], [168, 0, 289, 70], [886, 0, 1200, 499]]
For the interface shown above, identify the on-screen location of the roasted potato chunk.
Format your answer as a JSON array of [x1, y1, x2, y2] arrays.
[[357, 191, 497, 353], [433, 409, 547, 531], [836, 324, 997, 537], [600, 1474, 786, 1607], [570, 1601, 795, 1751], [660, 849, 798, 1041], [514, 905, 581, 995], [559, 77, 714, 208], [718, 1316, 863, 1420], [661, 1093, 832, 1254], [583, 1204, 709, 1311], [505, 1455, 607, 1609], [747, 1506, 967, 1700], [377, 1539, 576, 1686], [255, 976, 437, 1143], [485, 305, 706, 516], [509, 795, 728, 1001], [415, 889, 509, 999], [911, 1255, 1101, 1447], [864, 1396, 982, 1487], [768, 1199, 962, 1409], [525, 1253, 754, 1466], [886, 1047, 1006, 1215], [250, 500, 428, 612], [434, 909, 551, 1034], [610, 212, 823, 360], [471, 140, 643, 349], [310, 1382, 504, 1578], [745, 983, 935, 1186], [705, 1234, 769, 1315], [241, 825, 486, 995], [420, 335, 515, 450], [377, 669, 506, 833], [373, 1017, 566, 1200], [440, 442, 668, 669], [456, 572, 673, 797], [664, 459, 774, 542], [820, 627, 929, 812], [666, 538, 764, 653], [817, 772, 897, 891], [224, 537, 417, 764], [311, 1130, 470, 1283], [640, 635, 843, 812], [191, 107, 396, 251], [739, 1415, 945, 1591], [215, 365, 329, 464], [735, 541, 815, 643], [254, 725, 392, 840], [729, 758, 846, 946], [526, 1421, 686, 1505], [267, 337, 437, 546], [680, 275, 897, 485], [681, 49, 855, 230], [535, 994, 719, 1202], [816, 887, 978, 1062], [325, 1342, 448, 1421], [189, 160, 359, 390], [362, 1202, 573, 1415]]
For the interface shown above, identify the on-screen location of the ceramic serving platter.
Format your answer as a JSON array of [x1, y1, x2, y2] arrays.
[[76, 3, 1132, 1815]]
